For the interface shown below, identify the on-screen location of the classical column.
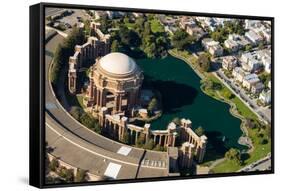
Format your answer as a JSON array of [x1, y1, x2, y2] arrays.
[[130, 130, 133, 144], [96, 90, 100, 107], [113, 123, 116, 139], [135, 131, 139, 145], [159, 135, 162, 145], [172, 135, 176, 147], [114, 94, 119, 112], [121, 126, 125, 140], [145, 132, 149, 143], [164, 135, 167, 146], [118, 125, 122, 141], [153, 135, 156, 143], [118, 94, 123, 112], [93, 86, 96, 104], [100, 90, 104, 107]]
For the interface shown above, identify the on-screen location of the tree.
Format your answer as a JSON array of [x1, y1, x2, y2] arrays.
[[80, 113, 97, 129], [93, 123, 102, 134], [84, 19, 91, 36], [111, 40, 120, 52], [171, 29, 191, 50], [172, 117, 181, 126], [143, 22, 152, 36], [225, 148, 241, 165], [259, 138, 268, 145], [244, 44, 252, 52], [58, 167, 74, 182], [50, 44, 64, 85], [46, 16, 52, 21], [212, 81, 222, 90], [121, 130, 130, 144], [259, 72, 271, 86], [197, 53, 210, 72], [144, 42, 157, 58], [136, 134, 146, 147], [49, 158, 59, 172], [223, 90, 234, 99], [245, 118, 257, 129], [195, 126, 205, 136], [119, 26, 140, 47], [75, 169, 87, 182], [147, 98, 158, 114], [154, 144, 163, 151], [144, 138, 155, 150], [69, 106, 83, 120], [50, 27, 85, 87], [135, 17, 145, 34]]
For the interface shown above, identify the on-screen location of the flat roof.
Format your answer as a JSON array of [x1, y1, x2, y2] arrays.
[[117, 146, 132, 156], [104, 162, 122, 179]]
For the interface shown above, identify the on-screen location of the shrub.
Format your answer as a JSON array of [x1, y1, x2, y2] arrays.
[[49, 158, 59, 172], [75, 169, 87, 182]]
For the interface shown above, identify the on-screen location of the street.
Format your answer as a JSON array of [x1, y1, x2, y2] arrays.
[[215, 69, 271, 124], [239, 154, 271, 172]]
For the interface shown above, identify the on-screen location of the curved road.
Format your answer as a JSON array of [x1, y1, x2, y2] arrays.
[[45, 33, 168, 180]]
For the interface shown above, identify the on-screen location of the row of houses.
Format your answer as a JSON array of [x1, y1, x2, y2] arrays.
[[195, 17, 234, 32], [232, 68, 263, 93], [232, 67, 271, 105]]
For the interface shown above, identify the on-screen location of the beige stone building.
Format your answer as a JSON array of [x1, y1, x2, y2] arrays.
[[67, 22, 208, 173], [84, 52, 144, 115]]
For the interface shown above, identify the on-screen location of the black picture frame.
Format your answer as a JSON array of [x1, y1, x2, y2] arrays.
[[30, 2, 274, 188]]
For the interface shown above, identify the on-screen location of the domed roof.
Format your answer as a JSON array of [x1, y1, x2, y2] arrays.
[[99, 52, 137, 75]]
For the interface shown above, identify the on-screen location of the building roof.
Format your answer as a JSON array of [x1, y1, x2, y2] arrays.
[[99, 52, 137, 75]]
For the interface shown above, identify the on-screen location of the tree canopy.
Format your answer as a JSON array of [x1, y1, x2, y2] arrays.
[[195, 126, 205, 136], [197, 53, 211, 72], [171, 29, 193, 50], [225, 148, 241, 165]]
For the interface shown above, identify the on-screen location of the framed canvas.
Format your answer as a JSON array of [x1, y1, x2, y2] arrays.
[[29, 2, 274, 188]]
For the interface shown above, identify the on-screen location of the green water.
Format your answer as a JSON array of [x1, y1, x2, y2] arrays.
[[137, 56, 244, 157]]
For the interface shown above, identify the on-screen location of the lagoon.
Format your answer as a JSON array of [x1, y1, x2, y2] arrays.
[[137, 56, 245, 158]]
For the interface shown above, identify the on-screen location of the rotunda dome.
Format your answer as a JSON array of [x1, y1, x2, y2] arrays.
[[99, 52, 137, 75]]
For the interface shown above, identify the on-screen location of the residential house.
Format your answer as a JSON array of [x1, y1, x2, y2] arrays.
[[209, 45, 223, 57], [245, 30, 263, 45], [224, 34, 250, 52], [222, 56, 238, 71], [180, 17, 206, 40], [242, 73, 260, 90], [241, 52, 262, 72], [202, 38, 223, 57], [251, 82, 264, 94], [232, 67, 247, 83], [259, 90, 271, 105], [256, 49, 271, 74], [224, 38, 239, 52]]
